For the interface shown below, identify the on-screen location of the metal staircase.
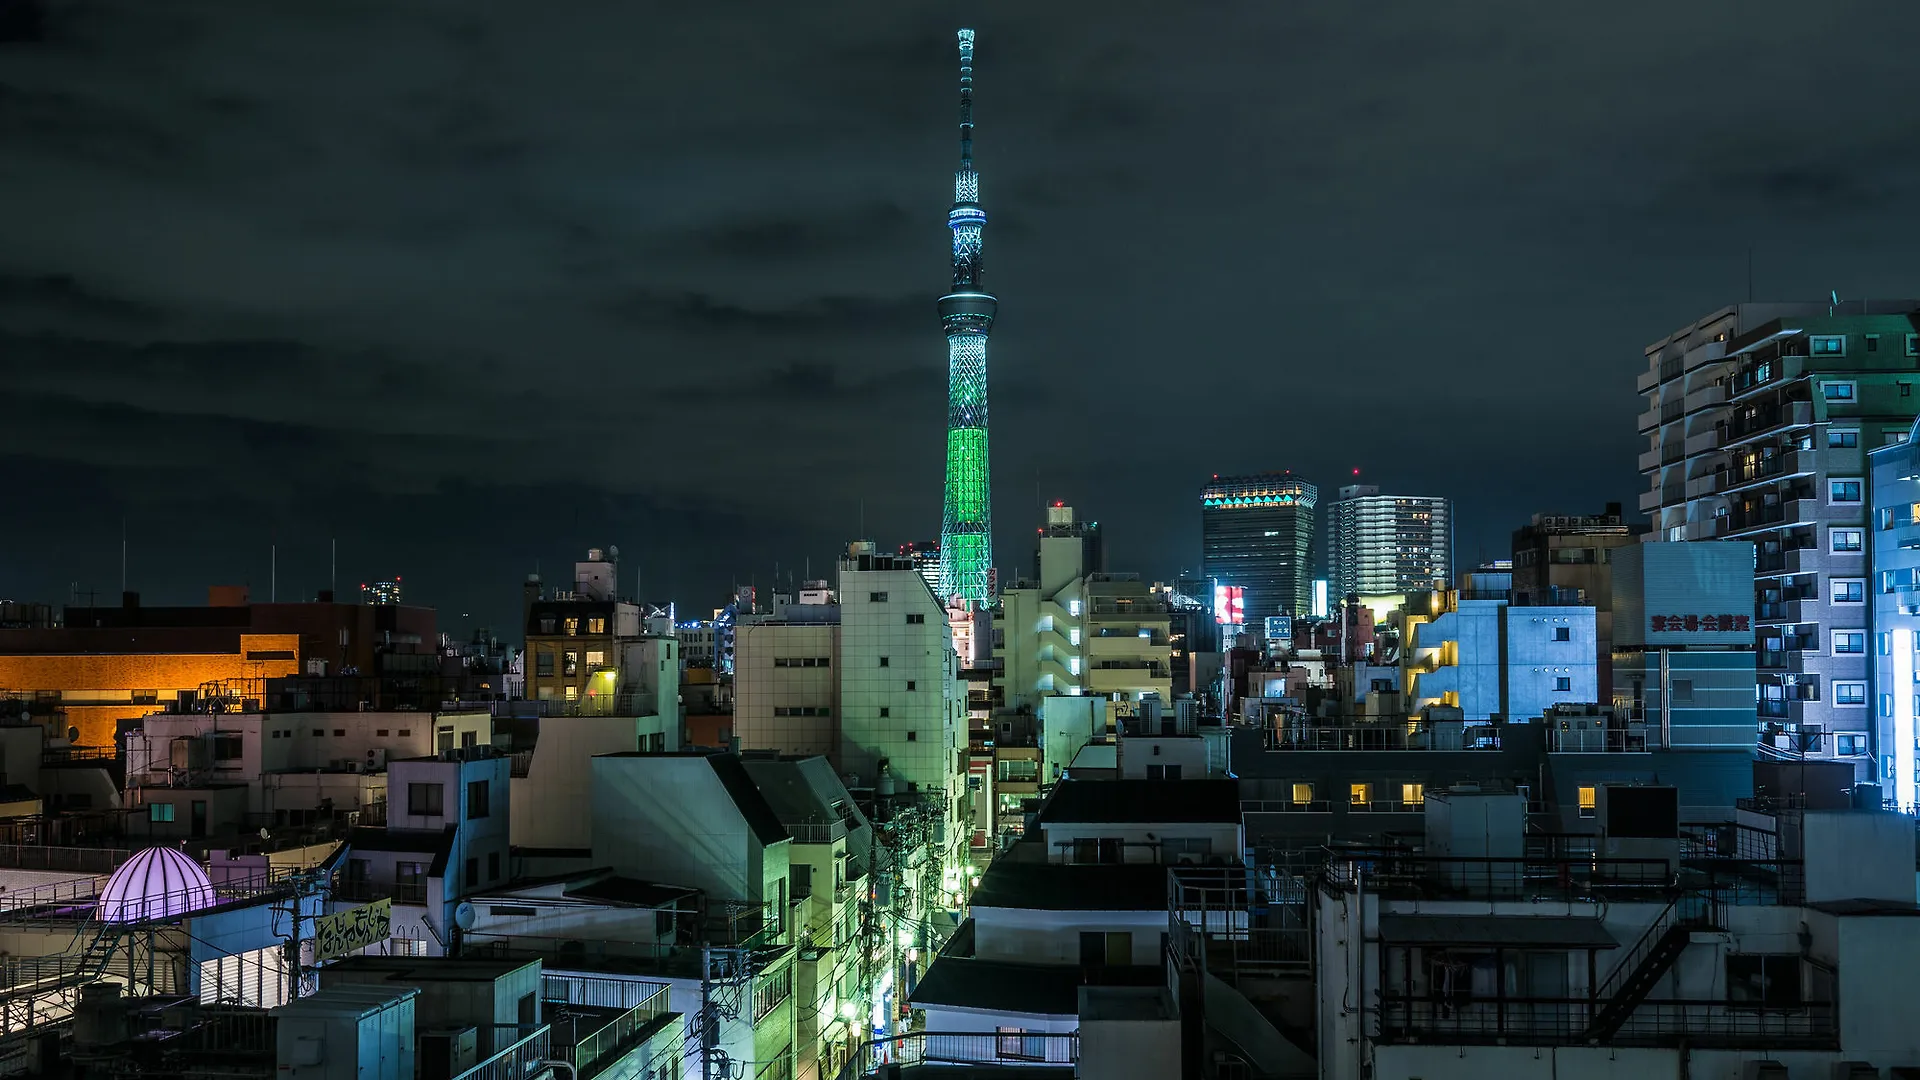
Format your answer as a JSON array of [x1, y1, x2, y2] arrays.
[[1582, 897, 1709, 1042]]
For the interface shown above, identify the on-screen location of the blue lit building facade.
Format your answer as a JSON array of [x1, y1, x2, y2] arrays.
[[1870, 417, 1920, 810], [1610, 541, 1758, 750]]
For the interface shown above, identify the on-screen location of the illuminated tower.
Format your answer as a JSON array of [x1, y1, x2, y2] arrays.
[[937, 28, 996, 606]]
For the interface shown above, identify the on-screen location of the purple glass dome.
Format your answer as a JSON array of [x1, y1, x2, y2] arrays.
[[97, 847, 217, 923]]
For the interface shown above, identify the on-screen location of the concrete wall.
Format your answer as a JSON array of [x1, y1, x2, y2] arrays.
[[1115, 737, 1207, 779], [1038, 821, 1242, 863], [1505, 607, 1599, 720], [733, 623, 839, 760], [972, 906, 1165, 965], [510, 716, 645, 850], [590, 756, 788, 906]]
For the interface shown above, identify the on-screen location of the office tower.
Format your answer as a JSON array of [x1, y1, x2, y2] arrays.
[[1201, 474, 1317, 620], [1323, 485, 1451, 597], [937, 28, 997, 606], [1640, 302, 1920, 776], [1870, 420, 1920, 810]]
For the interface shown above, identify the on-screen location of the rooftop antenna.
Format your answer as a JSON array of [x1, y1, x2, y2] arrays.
[[331, 539, 338, 596], [120, 517, 127, 595], [1746, 246, 1754, 303], [1830, 289, 1839, 316], [271, 543, 277, 603]]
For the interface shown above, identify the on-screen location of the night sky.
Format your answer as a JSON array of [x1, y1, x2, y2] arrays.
[[5, 1, 1920, 637]]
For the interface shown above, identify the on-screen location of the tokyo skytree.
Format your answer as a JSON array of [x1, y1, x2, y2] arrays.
[[937, 28, 997, 605]]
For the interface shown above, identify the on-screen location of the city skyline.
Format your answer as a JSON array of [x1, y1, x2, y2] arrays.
[[6, 3, 1920, 634]]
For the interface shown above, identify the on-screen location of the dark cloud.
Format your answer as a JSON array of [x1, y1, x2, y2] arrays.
[[3, 0, 1920, 632]]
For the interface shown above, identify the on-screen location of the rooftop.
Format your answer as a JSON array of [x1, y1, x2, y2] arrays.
[[970, 862, 1166, 911], [1035, 779, 1241, 825], [911, 957, 1163, 1017], [563, 876, 699, 909]]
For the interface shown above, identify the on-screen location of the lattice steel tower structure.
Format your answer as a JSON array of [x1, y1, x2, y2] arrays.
[[937, 28, 997, 605]]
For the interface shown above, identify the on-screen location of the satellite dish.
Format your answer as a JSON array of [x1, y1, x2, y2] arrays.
[[453, 902, 476, 931], [258, 827, 271, 841], [607, 545, 620, 560]]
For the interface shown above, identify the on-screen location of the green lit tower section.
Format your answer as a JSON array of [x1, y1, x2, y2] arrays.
[[938, 27, 996, 605]]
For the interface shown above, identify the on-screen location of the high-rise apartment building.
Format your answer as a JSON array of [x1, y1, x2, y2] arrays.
[[1323, 485, 1451, 598], [1201, 474, 1317, 620], [1639, 302, 1920, 776]]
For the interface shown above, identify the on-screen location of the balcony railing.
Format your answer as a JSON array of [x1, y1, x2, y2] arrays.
[[552, 984, 673, 1077], [786, 820, 847, 845], [454, 1025, 554, 1080], [1378, 996, 1836, 1048], [832, 1032, 1078, 1080]]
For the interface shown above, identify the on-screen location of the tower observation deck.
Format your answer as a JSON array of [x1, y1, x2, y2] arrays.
[[937, 27, 997, 606]]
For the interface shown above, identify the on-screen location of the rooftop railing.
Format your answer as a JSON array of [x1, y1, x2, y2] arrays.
[[831, 1032, 1078, 1080], [551, 983, 674, 1077], [1378, 996, 1836, 1049], [454, 1025, 554, 1080]]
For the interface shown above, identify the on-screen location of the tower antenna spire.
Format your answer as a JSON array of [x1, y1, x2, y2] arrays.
[[937, 27, 997, 610], [958, 28, 975, 167]]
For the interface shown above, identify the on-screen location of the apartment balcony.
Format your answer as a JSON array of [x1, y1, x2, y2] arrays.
[[1755, 545, 1820, 577], [1715, 450, 1815, 497], [1635, 403, 1662, 433], [1638, 487, 1664, 513], [1754, 650, 1812, 674], [1684, 429, 1722, 456], [1754, 597, 1814, 625], [1716, 496, 1815, 539], [1086, 663, 1170, 693], [1636, 366, 1663, 394], [1684, 381, 1728, 413], [1085, 633, 1169, 658], [1087, 601, 1170, 619], [1685, 474, 1723, 499], [1722, 400, 1814, 447], [1637, 447, 1665, 473], [1759, 696, 1821, 723], [786, 820, 847, 846]]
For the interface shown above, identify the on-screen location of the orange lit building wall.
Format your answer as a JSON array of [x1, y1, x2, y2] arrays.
[[0, 633, 302, 749]]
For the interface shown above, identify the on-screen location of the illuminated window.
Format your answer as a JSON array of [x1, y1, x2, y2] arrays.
[[587, 617, 607, 635], [1810, 335, 1846, 357], [1402, 783, 1424, 806], [149, 803, 175, 823], [1577, 786, 1596, 818], [564, 617, 580, 636], [1068, 600, 1082, 616], [563, 651, 579, 676], [586, 650, 605, 668], [1291, 783, 1312, 805], [564, 685, 578, 702], [1349, 783, 1369, 805]]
